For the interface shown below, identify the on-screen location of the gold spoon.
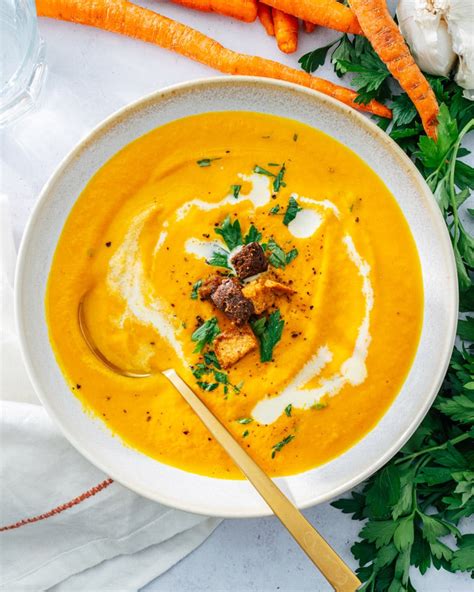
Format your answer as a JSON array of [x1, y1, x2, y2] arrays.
[[78, 294, 151, 378], [163, 370, 361, 592], [78, 298, 361, 591]]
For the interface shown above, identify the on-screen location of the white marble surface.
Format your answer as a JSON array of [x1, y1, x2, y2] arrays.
[[1, 2, 472, 590]]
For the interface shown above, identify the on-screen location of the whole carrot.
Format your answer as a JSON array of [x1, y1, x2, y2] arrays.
[[349, 0, 438, 138], [36, 0, 390, 118], [272, 8, 298, 54], [261, 0, 362, 35], [169, 0, 258, 22], [257, 2, 274, 35]]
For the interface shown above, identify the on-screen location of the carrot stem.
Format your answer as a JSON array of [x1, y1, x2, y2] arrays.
[[36, 0, 390, 118], [349, 0, 439, 138], [261, 0, 362, 35]]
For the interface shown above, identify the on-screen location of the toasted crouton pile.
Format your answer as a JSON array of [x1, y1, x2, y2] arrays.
[[196, 242, 295, 368]]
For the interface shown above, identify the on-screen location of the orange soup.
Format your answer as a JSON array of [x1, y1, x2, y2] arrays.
[[46, 112, 423, 478]]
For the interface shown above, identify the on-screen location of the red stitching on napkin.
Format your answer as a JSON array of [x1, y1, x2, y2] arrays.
[[0, 478, 114, 532]]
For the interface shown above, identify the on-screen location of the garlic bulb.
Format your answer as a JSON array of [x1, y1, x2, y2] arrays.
[[397, 0, 474, 99]]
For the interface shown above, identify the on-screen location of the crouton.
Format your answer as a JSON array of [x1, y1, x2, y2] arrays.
[[199, 275, 225, 300], [242, 278, 296, 314], [230, 242, 268, 280], [211, 278, 254, 325], [214, 325, 258, 369]]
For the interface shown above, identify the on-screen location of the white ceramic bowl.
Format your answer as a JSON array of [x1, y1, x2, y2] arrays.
[[16, 77, 457, 517]]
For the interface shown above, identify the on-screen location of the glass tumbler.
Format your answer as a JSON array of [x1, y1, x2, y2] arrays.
[[0, 0, 46, 126]]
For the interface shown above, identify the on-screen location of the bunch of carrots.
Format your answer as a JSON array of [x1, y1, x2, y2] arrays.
[[36, 0, 440, 138]]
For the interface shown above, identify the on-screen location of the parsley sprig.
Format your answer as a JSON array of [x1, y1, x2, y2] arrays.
[[300, 36, 474, 590], [333, 346, 474, 589]]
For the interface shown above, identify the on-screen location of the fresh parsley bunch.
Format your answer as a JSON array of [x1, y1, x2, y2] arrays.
[[300, 35, 474, 590], [332, 343, 474, 590]]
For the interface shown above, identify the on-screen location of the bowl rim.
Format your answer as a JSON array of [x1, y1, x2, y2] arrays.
[[15, 75, 458, 517]]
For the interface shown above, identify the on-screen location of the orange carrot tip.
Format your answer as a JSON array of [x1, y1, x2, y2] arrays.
[[272, 8, 298, 54]]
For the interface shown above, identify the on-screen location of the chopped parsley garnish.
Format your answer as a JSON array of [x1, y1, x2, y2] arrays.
[[268, 162, 280, 167], [214, 371, 228, 384], [285, 248, 299, 265], [197, 381, 219, 392], [214, 215, 243, 250], [251, 310, 285, 362], [271, 434, 295, 458], [269, 205, 281, 215], [243, 430, 249, 438], [273, 164, 286, 192], [197, 157, 222, 167], [284, 404, 293, 417], [190, 279, 202, 300], [231, 184, 241, 199], [283, 196, 302, 226], [207, 249, 231, 270], [266, 238, 298, 268], [266, 238, 286, 268], [191, 317, 220, 353], [312, 402, 328, 410], [253, 164, 276, 177], [233, 380, 244, 393], [191, 363, 211, 379], [203, 350, 221, 369], [244, 224, 262, 244], [236, 417, 253, 424]]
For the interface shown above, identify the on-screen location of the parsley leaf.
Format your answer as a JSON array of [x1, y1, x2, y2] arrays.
[[299, 40, 339, 73], [271, 434, 295, 458], [207, 249, 231, 270], [244, 224, 262, 244], [284, 403, 292, 417], [273, 164, 286, 192], [251, 310, 285, 362], [269, 205, 281, 215], [266, 238, 298, 268], [190, 279, 202, 300], [197, 157, 221, 167], [197, 381, 218, 391], [231, 184, 241, 199], [203, 350, 221, 369], [236, 417, 253, 424], [283, 196, 302, 226], [285, 248, 299, 265], [253, 165, 276, 177], [191, 317, 220, 353], [214, 215, 243, 250], [451, 535, 474, 572]]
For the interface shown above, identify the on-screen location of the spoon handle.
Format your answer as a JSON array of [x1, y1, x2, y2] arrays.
[[163, 369, 361, 592]]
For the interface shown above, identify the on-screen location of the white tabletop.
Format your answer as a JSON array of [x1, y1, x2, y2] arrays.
[[2, 2, 472, 590]]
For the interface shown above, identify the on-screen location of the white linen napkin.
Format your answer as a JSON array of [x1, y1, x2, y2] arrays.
[[0, 195, 221, 591]]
